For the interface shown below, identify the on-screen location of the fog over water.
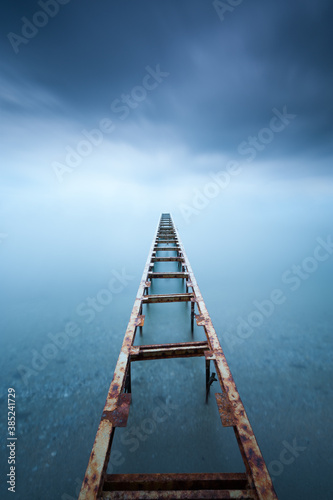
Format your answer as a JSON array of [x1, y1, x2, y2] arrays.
[[1, 176, 332, 499], [1, 1, 333, 499]]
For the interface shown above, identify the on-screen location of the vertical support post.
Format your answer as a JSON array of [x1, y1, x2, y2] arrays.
[[125, 362, 131, 395], [191, 300, 194, 332], [205, 359, 210, 404], [206, 359, 210, 388], [139, 304, 143, 335]]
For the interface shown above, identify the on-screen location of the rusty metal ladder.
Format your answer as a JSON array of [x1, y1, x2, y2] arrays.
[[79, 213, 278, 499]]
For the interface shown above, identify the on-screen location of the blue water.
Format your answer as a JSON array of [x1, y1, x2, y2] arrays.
[[0, 195, 332, 499]]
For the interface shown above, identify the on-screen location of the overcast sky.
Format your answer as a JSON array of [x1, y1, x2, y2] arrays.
[[1, 0, 333, 236]]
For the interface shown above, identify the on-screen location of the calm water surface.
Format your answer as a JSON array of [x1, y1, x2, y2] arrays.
[[1, 203, 332, 500]]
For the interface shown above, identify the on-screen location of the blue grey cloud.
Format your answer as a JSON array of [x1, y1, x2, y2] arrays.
[[1, 0, 332, 180]]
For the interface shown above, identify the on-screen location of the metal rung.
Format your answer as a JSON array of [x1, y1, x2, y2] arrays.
[[151, 257, 183, 262], [142, 293, 194, 303], [157, 239, 178, 243], [148, 272, 188, 279], [154, 246, 180, 251], [130, 341, 209, 361], [102, 490, 254, 499], [103, 472, 250, 495]]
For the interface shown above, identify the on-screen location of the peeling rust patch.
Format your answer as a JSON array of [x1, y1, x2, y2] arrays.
[[204, 350, 216, 361], [134, 315, 145, 327], [195, 313, 206, 326], [130, 346, 140, 357], [215, 393, 238, 427], [102, 394, 131, 427]]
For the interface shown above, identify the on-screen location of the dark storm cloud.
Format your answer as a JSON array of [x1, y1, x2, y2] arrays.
[[1, 0, 333, 170]]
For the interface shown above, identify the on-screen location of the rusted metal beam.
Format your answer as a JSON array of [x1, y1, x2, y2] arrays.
[[173, 220, 278, 500], [151, 256, 183, 262], [142, 293, 194, 303], [148, 272, 188, 279], [153, 246, 180, 251], [215, 392, 238, 427], [78, 218, 161, 500], [130, 341, 209, 361], [103, 472, 249, 492], [157, 239, 178, 243], [101, 394, 131, 427], [102, 490, 254, 499], [157, 235, 177, 238], [79, 213, 277, 500]]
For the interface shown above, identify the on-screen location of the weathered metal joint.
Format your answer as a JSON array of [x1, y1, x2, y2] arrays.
[[101, 394, 131, 427], [215, 392, 238, 427]]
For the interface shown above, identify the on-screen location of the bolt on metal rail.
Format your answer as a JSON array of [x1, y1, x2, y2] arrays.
[[79, 214, 278, 499]]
